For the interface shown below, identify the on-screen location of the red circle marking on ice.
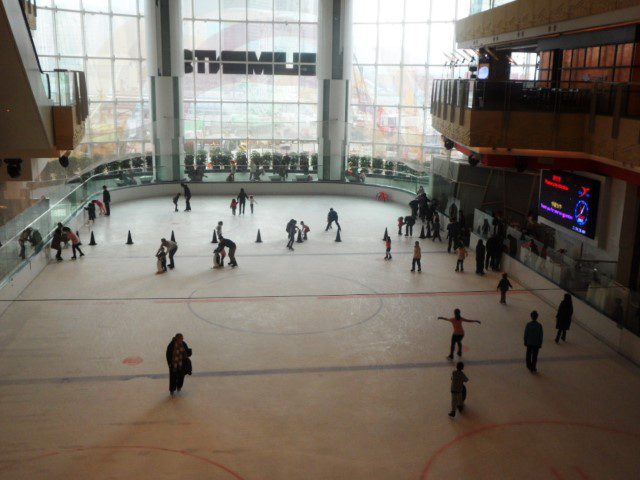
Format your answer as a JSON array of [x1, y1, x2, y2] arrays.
[[122, 356, 143, 365], [6, 445, 246, 480], [420, 420, 640, 480]]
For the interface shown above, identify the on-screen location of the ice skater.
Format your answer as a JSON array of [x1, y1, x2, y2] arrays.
[[524, 310, 543, 373], [397, 216, 404, 235], [475, 239, 485, 275], [102, 186, 111, 216], [215, 237, 238, 267], [156, 245, 167, 273], [497, 273, 513, 304], [166, 333, 192, 395], [230, 198, 238, 215], [411, 241, 421, 272], [62, 227, 84, 259], [384, 236, 392, 260], [216, 221, 223, 239], [448, 362, 468, 418], [301, 221, 310, 240], [455, 244, 467, 272], [181, 183, 191, 211], [555, 294, 573, 343], [84, 201, 96, 222], [237, 188, 249, 215], [249, 195, 257, 213], [432, 212, 442, 242], [437, 309, 481, 360], [172, 193, 180, 212], [160, 238, 178, 269], [404, 215, 415, 236], [325, 208, 341, 231], [286, 219, 298, 250]]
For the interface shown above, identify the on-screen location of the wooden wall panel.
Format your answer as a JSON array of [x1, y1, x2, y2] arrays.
[[550, 0, 590, 23], [518, 0, 551, 30], [617, 0, 640, 9], [494, 2, 520, 35]]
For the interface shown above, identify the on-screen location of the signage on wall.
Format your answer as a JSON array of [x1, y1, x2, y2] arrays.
[[184, 49, 316, 75], [539, 170, 601, 239]]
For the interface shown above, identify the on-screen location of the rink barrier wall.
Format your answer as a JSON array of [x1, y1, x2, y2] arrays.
[[469, 232, 640, 367]]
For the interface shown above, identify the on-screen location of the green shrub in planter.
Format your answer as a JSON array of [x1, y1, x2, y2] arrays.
[[311, 153, 318, 171], [195, 150, 207, 166], [236, 152, 248, 172], [289, 152, 300, 170], [372, 156, 383, 174], [347, 154, 359, 169], [384, 160, 395, 176], [360, 155, 371, 169], [132, 157, 144, 168], [300, 152, 310, 173], [263, 151, 273, 170]]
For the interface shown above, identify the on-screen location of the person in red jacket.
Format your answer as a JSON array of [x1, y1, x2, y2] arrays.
[[62, 227, 84, 259], [437, 309, 482, 360], [397, 216, 404, 235], [384, 237, 392, 260], [230, 198, 238, 215]]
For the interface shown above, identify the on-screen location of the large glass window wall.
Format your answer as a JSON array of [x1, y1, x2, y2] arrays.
[[182, 0, 319, 164], [33, 0, 150, 162], [349, 0, 471, 172]]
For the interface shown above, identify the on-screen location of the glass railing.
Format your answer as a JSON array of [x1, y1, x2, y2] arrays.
[[472, 208, 640, 336], [3, 154, 428, 286], [432, 79, 640, 118]]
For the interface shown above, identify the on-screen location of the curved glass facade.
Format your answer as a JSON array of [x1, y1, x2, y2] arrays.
[[33, 0, 150, 160], [32, 0, 468, 173], [181, 0, 319, 157], [349, 0, 470, 170]]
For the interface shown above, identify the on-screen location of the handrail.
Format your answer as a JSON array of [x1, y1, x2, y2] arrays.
[[17, 0, 43, 74]]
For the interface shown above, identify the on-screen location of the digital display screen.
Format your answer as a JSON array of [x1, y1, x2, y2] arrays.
[[539, 170, 601, 239]]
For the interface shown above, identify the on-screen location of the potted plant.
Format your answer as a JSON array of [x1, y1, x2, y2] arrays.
[[262, 151, 273, 171], [372, 156, 383, 174], [236, 151, 248, 172], [384, 160, 395, 176], [360, 155, 371, 171], [311, 153, 318, 171], [195, 149, 207, 167], [299, 152, 310, 174], [289, 152, 300, 171], [347, 154, 359, 170]]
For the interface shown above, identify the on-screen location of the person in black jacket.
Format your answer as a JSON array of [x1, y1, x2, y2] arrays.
[[84, 201, 96, 221], [325, 208, 340, 231], [102, 186, 111, 216], [475, 239, 486, 275], [404, 215, 416, 236], [555, 294, 573, 343], [215, 237, 238, 266], [447, 219, 459, 253], [286, 219, 298, 250], [237, 188, 249, 215], [166, 333, 192, 395], [181, 183, 192, 211], [524, 311, 543, 373]]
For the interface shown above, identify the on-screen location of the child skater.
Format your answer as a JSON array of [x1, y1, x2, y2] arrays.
[[172, 193, 180, 212], [449, 362, 468, 418], [156, 246, 167, 274], [497, 272, 513, 304], [301, 221, 310, 240], [230, 198, 238, 215], [249, 195, 257, 214], [385, 236, 392, 260], [397, 216, 404, 235]]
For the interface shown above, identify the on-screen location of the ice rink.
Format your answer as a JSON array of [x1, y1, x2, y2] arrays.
[[0, 194, 639, 480]]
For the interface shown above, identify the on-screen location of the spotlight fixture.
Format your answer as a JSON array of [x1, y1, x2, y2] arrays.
[[468, 154, 480, 167], [59, 155, 69, 168], [443, 138, 455, 150], [4, 159, 22, 178]]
